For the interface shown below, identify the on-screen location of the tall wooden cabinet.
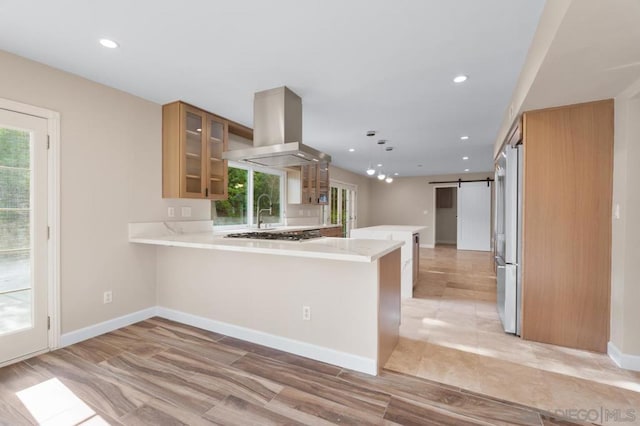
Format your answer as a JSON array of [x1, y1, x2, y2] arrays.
[[162, 101, 228, 199], [521, 99, 613, 353]]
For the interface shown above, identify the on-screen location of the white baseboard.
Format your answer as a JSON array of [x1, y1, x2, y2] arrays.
[[608, 341, 640, 371], [58, 305, 378, 375], [420, 243, 435, 249], [60, 307, 157, 348], [156, 307, 378, 375]]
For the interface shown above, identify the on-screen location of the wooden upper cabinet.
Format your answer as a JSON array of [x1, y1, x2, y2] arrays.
[[304, 162, 330, 205], [521, 99, 613, 353], [317, 162, 329, 204], [289, 162, 330, 205], [162, 101, 228, 199]]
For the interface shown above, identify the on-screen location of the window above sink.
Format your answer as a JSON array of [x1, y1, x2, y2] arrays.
[[211, 161, 284, 230]]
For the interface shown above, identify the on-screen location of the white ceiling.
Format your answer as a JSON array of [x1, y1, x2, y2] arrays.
[[0, 0, 544, 177]]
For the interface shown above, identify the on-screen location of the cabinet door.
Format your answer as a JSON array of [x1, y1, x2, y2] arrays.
[[301, 165, 312, 204], [182, 106, 206, 198], [206, 115, 228, 199], [317, 163, 329, 204], [521, 100, 613, 353]]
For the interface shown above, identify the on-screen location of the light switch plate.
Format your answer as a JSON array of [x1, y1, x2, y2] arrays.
[[168, 207, 175, 218], [181, 207, 192, 217]]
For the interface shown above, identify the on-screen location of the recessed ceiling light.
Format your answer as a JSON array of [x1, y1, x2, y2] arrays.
[[464, 168, 470, 172], [453, 75, 468, 83], [99, 38, 119, 49], [366, 167, 376, 176], [385, 177, 393, 183], [348, 148, 355, 152], [394, 172, 399, 176], [377, 163, 382, 167], [460, 136, 469, 140], [463, 156, 469, 160]]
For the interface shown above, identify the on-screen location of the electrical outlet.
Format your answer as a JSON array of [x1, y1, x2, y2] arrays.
[[103, 291, 112, 304], [168, 207, 175, 218], [302, 306, 311, 321], [181, 206, 192, 217]]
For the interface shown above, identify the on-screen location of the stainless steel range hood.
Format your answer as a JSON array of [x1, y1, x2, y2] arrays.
[[223, 86, 331, 167]]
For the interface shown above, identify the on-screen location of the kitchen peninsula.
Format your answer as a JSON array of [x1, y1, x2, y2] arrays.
[[129, 221, 403, 375]]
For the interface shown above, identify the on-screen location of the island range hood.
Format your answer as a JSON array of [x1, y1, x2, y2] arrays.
[[222, 86, 331, 167]]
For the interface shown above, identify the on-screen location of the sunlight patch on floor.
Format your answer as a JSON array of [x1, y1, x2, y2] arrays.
[[16, 377, 106, 425]]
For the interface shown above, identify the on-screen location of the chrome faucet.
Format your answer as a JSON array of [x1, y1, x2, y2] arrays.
[[256, 193, 272, 229]]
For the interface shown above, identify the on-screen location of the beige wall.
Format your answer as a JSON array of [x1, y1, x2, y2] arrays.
[[156, 247, 379, 359], [370, 172, 492, 247], [0, 50, 211, 334], [435, 188, 458, 244], [611, 92, 640, 355]]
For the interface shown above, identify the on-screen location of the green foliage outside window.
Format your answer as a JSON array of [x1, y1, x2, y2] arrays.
[[0, 127, 31, 293], [212, 166, 282, 226], [253, 171, 280, 222], [213, 167, 248, 225]]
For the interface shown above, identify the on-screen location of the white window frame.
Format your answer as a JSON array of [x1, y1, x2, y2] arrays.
[[213, 161, 285, 230]]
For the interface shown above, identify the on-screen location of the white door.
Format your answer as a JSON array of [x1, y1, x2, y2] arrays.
[[0, 109, 49, 365], [457, 181, 491, 251]]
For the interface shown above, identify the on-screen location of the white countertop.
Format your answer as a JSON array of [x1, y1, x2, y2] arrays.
[[351, 225, 427, 234], [129, 221, 402, 263]]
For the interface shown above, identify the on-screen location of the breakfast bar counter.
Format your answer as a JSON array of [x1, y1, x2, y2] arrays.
[[129, 221, 402, 375]]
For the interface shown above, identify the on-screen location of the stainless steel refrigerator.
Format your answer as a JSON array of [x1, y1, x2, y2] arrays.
[[494, 143, 522, 335]]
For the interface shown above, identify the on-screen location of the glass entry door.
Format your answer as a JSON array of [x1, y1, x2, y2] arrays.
[[326, 182, 357, 237], [0, 109, 49, 365]]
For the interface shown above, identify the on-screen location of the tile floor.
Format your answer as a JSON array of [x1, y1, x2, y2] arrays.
[[384, 245, 640, 425]]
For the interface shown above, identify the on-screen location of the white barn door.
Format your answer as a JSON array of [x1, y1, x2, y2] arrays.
[[457, 181, 491, 251]]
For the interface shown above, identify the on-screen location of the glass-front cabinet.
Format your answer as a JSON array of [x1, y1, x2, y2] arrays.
[[295, 162, 329, 205], [162, 101, 228, 199], [206, 115, 227, 199], [317, 162, 329, 204], [184, 108, 205, 197]]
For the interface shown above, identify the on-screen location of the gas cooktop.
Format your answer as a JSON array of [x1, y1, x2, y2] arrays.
[[225, 229, 322, 241]]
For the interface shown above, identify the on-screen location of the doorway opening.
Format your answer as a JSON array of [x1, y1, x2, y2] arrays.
[[435, 187, 457, 247]]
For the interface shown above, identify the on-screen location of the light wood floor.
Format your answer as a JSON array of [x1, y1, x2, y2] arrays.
[[0, 316, 578, 425]]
